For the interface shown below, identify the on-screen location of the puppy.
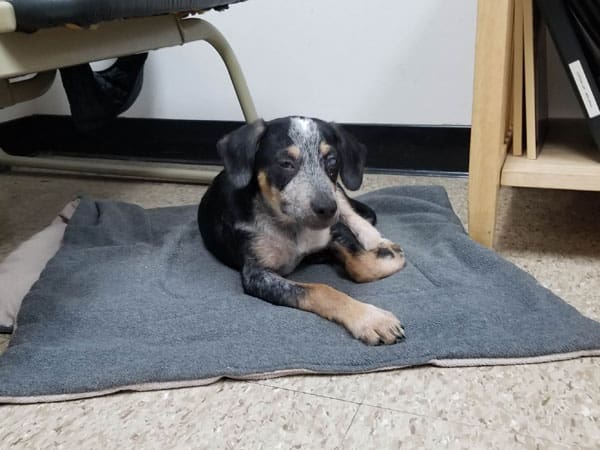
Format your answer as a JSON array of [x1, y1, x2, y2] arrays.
[[198, 116, 406, 345]]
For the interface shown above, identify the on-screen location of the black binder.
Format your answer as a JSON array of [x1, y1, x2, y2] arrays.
[[536, 0, 600, 151]]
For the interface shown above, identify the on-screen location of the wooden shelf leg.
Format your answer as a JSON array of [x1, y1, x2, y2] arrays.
[[468, 0, 514, 248]]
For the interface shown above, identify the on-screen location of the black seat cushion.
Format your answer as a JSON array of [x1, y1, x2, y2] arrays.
[[8, 0, 246, 32]]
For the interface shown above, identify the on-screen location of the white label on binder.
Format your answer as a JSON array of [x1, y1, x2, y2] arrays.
[[569, 60, 600, 118]]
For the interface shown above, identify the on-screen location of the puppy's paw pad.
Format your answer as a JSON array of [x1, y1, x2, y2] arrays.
[[376, 239, 404, 257], [371, 239, 406, 275], [352, 305, 404, 345]]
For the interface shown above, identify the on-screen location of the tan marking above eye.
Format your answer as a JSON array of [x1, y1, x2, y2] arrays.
[[257, 171, 279, 206], [319, 142, 332, 156], [257, 170, 288, 220], [286, 145, 301, 159]]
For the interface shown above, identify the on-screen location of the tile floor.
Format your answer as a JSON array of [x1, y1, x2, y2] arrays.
[[0, 169, 599, 449]]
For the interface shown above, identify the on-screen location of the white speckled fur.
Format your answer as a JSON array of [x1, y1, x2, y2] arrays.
[[280, 118, 337, 226]]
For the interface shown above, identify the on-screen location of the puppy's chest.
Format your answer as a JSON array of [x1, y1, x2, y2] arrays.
[[251, 225, 331, 275]]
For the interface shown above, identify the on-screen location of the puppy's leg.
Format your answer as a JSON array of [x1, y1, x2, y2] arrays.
[[242, 262, 404, 345], [336, 190, 387, 251], [338, 188, 377, 225], [334, 191, 405, 282]]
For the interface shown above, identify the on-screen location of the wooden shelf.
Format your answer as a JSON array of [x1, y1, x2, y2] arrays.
[[501, 120, 600, 191], [468, 1, 600, 247]]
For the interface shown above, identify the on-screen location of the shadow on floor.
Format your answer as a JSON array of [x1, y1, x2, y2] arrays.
[[496, 187, 600, 256]]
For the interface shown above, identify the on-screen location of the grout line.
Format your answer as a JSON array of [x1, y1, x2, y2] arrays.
[[341, 404, 361, 445], [249, 380, 365, 449], [249, 380, 362, 406], [245, 382, 567, 448]]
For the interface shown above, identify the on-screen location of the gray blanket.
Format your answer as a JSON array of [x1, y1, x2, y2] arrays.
[[1, 186, 600, 404]]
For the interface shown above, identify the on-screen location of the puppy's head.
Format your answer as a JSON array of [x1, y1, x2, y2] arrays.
[[218, 116, 367, 229]]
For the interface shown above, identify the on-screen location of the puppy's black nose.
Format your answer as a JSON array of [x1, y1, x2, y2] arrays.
[[311, 196, 338, 219]]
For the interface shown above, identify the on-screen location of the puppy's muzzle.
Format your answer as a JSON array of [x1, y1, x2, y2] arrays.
[[309, 195, 338, 228]]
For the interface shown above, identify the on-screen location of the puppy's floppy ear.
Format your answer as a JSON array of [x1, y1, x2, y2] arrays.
[[217, 119, 267, 189], [331, 123, 367, 191]]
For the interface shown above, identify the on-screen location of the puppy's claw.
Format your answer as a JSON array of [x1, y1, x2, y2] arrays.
[[394, 324, 406, 339]]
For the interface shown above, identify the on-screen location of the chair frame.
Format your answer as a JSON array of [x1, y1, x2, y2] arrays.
[[0, 1, 258, 183]]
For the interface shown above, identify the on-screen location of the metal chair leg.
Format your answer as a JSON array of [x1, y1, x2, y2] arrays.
[[0, 16, 258, 183], [0, 148, 222, 183], [178, 17, 258, 123], [0, 70, 56, 108]]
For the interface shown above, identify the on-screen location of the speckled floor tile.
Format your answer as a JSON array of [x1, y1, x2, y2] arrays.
[[1, 170, 600, 448], [0, 171, 466, 259], [0, 381, 358, 449], [359, 360, 599, 447], [0, 171, 208, 258], [257, 359, 600, 448], [341, 405, 571, 450], [494, 188, 600, 323], [255, 374, 367, 404]]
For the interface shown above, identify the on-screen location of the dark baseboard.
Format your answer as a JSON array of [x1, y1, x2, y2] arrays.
[[0, 115, 470, 174]]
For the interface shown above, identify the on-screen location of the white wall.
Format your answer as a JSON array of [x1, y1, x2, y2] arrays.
[[0, 0, 583, 126], [1, 0, 480, 126]]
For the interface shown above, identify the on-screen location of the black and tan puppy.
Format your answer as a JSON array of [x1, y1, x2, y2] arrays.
[[198, 116, 406, 345]]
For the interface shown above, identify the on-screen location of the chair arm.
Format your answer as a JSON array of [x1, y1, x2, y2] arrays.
[[0, 1, 16, 33]]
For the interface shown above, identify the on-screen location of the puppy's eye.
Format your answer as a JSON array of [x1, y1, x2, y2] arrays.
[[325, 155, 338, 169], [279, 160, 296, 170]]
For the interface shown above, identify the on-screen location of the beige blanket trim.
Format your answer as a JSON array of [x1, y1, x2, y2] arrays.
[[2, 349, 599, 405]]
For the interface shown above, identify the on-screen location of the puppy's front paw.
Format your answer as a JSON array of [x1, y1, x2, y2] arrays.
[[346, 239, 406, 283], [349, 304, 405, 345], [374, 239, 406, 273]]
